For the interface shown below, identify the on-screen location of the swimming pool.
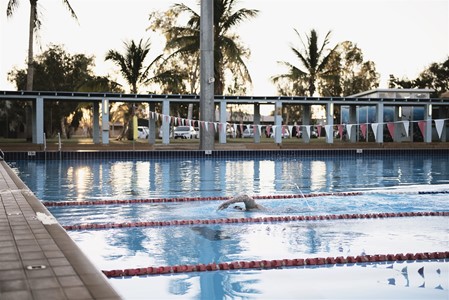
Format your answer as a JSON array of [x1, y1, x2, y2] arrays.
[[10, 154, 449, 299]]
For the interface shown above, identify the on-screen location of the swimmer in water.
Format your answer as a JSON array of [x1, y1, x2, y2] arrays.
[[217, 194, 265, 211]]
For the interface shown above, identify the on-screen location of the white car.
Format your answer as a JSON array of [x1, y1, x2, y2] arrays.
[[137, 126, 149, 139], [242, 127, 254, 138], [174, 126, 197, 139]]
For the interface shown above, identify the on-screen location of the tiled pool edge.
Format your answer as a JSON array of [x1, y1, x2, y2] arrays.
[[4, 148, 449, 160], [0, 160, 123, 300]]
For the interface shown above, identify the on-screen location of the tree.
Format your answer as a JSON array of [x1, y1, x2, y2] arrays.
[[105, 39, 164, 140], [156, 0, 259, 95], [389, 57, 449, 97], [8, 44, 102, 138], [6, 0, 78, 91], [273, 29, 336, 97], [320, 41, 380, 96]]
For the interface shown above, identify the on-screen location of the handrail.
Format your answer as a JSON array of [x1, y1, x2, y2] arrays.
[[0, 149, 4, 160]]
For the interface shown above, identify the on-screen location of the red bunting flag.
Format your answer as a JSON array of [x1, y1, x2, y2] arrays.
[[418, 121, 426, 137], [387, 122, 395, 138], [360, 124, 367, 139]]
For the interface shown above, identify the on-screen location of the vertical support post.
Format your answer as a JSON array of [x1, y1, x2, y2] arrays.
[[393, 106, 402, 142], [33, 96, 44, 144], [424, 104, 432, 143], [219, 101, 227, 144], [101, 99, 109, 145], [274, 101, 282, 144], [376, 102, 384, 143], [302, 105, 311, 143], [254, 103, 261, 143], [349, 105, 357, 143], [148, 102, 156, 144], [199, 0, 215, 150], [93, 101, 100, 144], [162, 99, 170, 145], [326, 102, 334, 144]]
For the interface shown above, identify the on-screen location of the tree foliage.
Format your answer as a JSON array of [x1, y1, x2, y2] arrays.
[[150, 0, 259, 95], [273, 29, 336, 97], [320, 41, 380, 96], [389, 57, 449, 97], [7, 44, 116, 138], [6, 0, 78, 91]]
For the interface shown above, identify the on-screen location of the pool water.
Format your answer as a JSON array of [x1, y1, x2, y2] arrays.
[[10, 155, 449, 299]]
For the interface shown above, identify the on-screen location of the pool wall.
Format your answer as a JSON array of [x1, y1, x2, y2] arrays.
[[4, 148, 449, 160]]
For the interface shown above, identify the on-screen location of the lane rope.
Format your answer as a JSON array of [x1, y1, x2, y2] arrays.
[[62, 211, 448, 231], [42, 190, 449, 207], [102, 251, 449, 278], [42, 192, 361, 206]]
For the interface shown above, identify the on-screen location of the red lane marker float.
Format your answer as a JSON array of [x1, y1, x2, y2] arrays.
[[42, 192, 363, 207], [62, 211, 449, 231], [102, 251, 449, 278]]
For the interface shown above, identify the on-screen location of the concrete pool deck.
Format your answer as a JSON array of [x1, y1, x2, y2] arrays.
[[0, 160, 122, 300]]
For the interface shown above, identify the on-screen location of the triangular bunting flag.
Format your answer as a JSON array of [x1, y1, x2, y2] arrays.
[[257, 125, 263, 137], [402, 121, 409, 137], [360, 124, 367, 139], [434, 119, 445, 140], [418, 121, 426, 137], [387, 122, 395, 138], [288, 125, 293, 138], [324, 125, 332, 138], [266, 125, 271, 137], [371, 123, 379, 140], [337, 125, 344, 140], [305, 125, 311, 138], [346, 124, 353, 140], [316, 125, 322, 137]]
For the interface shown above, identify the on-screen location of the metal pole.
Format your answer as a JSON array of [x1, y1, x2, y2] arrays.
[[199, 0, 215, 150]]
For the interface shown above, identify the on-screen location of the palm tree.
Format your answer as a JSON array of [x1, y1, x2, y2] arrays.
[[105, 39, 163, 140], [6, 0, 78, 91], [273, 29, 336, 96], [163, 0, 259, 95]]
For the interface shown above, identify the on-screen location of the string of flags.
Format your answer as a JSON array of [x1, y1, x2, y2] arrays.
[[150, 111, 448, 140]]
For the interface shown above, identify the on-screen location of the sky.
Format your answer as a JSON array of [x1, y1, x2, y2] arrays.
[[0, 0, 448, 96]]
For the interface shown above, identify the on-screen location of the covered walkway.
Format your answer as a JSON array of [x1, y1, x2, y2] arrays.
[[1, 89, 447, 147]]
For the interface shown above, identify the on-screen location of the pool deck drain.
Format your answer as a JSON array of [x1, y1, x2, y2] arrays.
[[0, 160, 122, 300]]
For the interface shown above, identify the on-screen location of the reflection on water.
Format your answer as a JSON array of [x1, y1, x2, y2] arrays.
[[10, 156, 449, 202]]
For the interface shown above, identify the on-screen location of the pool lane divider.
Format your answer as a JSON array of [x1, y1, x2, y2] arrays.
[[42, 190, 449, 207], [42, 192, 362, 207], [62, 211, 448, 231], [102, 251, 449, 278]]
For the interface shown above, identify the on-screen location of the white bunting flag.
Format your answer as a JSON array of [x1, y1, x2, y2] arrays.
[[435, 119, 445, 140], [402, 121, 409, 137], [305, 125, 311, 138], [371, 123, 379, 140], [324, 125, 332, 137], [288, 125, 293, 138], [257, 125, 263, 137], [346, 124, 353, 140]]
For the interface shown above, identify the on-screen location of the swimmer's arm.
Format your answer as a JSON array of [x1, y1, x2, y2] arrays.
[[217, 195, 254, 210], [217, 198, 242, 210]]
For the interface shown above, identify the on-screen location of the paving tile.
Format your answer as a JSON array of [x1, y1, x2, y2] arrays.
[[1, 290, 32, 300], [33, 287, 67, 300], [0, 279, 28, 292], [28, 277, 60, 290], [64, 286, 93, 300], [58, 276, 84, 288]]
